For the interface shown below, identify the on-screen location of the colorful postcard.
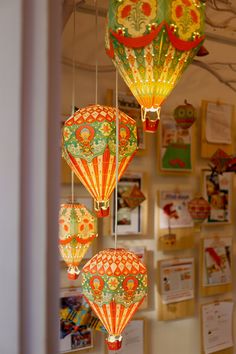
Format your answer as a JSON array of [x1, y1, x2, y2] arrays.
[[159, 116, 193, 173], [202, 170, 232, 224], [60, 288, 94, 353]]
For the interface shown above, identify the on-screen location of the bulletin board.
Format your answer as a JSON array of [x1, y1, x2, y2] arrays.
[[157, 190, 194, 251], [201, 100, 234, 158], [200, 236, 233, 297], [200, 300, 234, 354], [157, 257, 195, 321]]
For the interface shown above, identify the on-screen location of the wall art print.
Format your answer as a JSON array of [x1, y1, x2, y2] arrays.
[[159, 115, 194, 173], [202, 170, 232, 224]]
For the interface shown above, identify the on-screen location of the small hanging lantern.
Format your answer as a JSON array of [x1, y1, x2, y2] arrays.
[[105, 0, 205, 132], [188, 196, 210, 224], [59, 203, 98, 279], [81, 248, 148, 350], [62, 105, 137, 217], [174, 100, 197, 129]]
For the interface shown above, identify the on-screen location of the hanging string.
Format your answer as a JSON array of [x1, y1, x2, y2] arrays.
[[95, 0, 98, 104], [71, 0, 76, 205], [114, 70, 119, 249]]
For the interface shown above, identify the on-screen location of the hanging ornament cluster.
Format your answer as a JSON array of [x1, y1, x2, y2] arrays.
[[62, 105, 138, 217], [105, 0, 205, 132], [188, 196, 211, 224], [174, 99, 197, 129], [81, 248, 148, 350], [59, 203, 98, 279]]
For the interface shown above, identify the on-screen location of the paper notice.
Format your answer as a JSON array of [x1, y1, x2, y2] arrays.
[[205, 103, 232, 144], [160, 258, 194, 304], [202, 301, 233, 354]]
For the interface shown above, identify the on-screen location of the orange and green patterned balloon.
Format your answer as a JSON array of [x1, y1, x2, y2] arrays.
[[62, 105, 137, 217], [59, 203, 98, 279], [81, 248, 148, 350], [105, 0, 205, 132]]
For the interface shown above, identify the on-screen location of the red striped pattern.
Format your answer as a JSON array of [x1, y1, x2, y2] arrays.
[[84, 298, 145, 336], [65, 149, 134, 203]]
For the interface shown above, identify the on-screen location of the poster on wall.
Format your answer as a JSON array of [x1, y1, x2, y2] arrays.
[[159, 191, 193, 229], [202, 170, 232, 224], [159, 258, 194, 304], [60, 288, 94, 353], [201, 301, 234, 354], [158, 116, 194, 173], [203, 237, 232, 287]]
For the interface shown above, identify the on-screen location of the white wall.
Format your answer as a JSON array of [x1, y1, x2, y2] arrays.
[[0, 1, 61, 354], [61, 38, 236, 354]]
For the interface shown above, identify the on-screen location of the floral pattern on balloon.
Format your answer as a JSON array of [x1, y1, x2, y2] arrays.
[[59, 203, 98, 280], [171, 0, 201, 40], [117, 0, 157, 36], [82, 248, 147, 307]]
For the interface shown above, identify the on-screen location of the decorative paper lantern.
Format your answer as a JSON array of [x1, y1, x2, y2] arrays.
[[174, 100, 197, 129], [81, 248, 148, 350], [62, 105, 137, 218], [59, 203, 98, 279], [105, 0, 205, 132], [188, 196, 210, 223]]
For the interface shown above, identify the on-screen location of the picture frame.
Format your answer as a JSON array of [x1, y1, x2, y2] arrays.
[[60, 288, 94, 353], [201, 100, 234, 158], [157, 114, 195, 174], [105, 319, 147, 354], [157, 190, 194, 251], [103, 172, 147, 237], [201, 170, 232, 225], [200, 235, 233, 297]]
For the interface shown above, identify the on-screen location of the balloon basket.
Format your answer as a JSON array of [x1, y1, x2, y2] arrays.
[[106, 336, 122, 351], [143, 118, 159, 133], [67, 266, 80, 280], [96, 206, 110, 218]]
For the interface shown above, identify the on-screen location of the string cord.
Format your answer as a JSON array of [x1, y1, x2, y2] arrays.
[[95, 0, 98, 104], [114, 70, 119, 249], [71, 0, 76, 204]]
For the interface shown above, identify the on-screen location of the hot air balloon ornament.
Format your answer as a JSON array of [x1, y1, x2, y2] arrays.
[[174, 100, 197, 130], [105, 0, 206, 133], [81, 248, 148, 350], [188, 196, 210, 225], [59, 203, 98, 279], [62, 105, 138, 217]]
